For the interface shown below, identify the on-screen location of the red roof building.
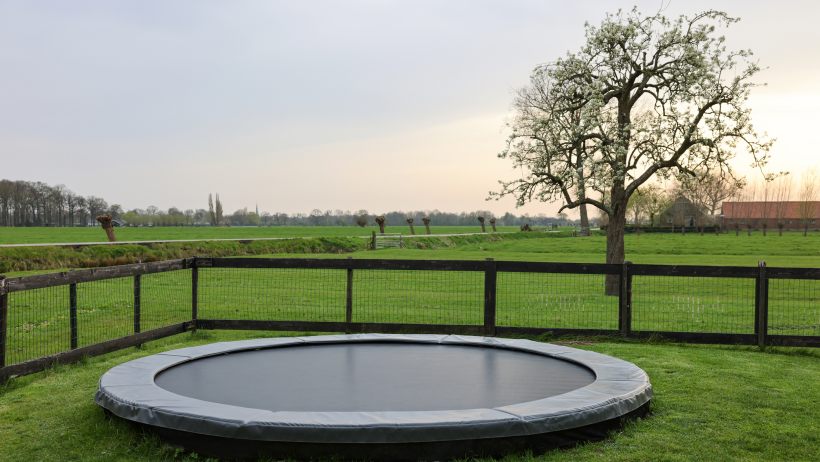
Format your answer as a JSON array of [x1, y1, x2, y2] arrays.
[[721, 201, 820, 230]]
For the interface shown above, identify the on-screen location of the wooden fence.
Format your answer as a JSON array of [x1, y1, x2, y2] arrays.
[[0, 257, 818, 382]]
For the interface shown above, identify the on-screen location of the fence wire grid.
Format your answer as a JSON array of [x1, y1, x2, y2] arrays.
[[631, 276, 756, 334], [497, 272, 618, 329], [768, 278, 820, 337], [199, 268, 347, 322], [6, 285, 70, 365], [1, 258, 818, 376], [352, 270, 483, 325]]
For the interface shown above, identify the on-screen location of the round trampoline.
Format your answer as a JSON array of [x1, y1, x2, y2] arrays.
[[96, 334, 652, 460]]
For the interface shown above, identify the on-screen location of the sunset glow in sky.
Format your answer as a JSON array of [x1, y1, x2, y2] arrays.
[[2, 0, 818, 216]]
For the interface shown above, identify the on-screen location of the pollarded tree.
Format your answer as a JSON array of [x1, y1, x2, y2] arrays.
[[495, 8, 772, 293], [375, 215, 386, 234]]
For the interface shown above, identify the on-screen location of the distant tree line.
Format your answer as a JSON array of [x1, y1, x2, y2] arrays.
[[0, 179, 115, 226], [121, 206, 574, 228], [284, 210, 570, 228], [0, 179, 580, 228]]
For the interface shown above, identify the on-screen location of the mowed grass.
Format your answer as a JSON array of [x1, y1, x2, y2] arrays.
[[0, 225, 519, 245], [0, 330, 818, 462]]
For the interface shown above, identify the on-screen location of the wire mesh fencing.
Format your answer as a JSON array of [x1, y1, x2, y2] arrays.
[[198, 267, 347, 322], [140, 269, 192, 331], [1, 257, 819, 381], [76, 276, 134, 348], [768, 278, 820, 337], [5, 285, 70, 365], [631, 275, 756, 334], [352, 270, 483, 325], [496, 272, 618, 330]]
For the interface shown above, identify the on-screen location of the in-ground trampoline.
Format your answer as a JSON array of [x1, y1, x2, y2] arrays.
[[96, 334, 652, 460]]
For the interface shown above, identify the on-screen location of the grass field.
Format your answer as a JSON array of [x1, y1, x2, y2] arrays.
[[1, 230, 818, 461], [2, 229, 819, 274], [1, 330, 818, 462], [0, 225, 520, 245], [367, 231, 820, 267]]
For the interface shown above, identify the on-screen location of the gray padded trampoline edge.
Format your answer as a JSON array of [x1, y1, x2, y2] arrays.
[[95, 334, 652, 444]]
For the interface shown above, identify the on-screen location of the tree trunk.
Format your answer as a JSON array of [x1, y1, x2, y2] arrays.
[[575, 153, 591, 237], [778, 224, 783, 236], [604, 189, 627, 296], [579, 204, 590, 236]]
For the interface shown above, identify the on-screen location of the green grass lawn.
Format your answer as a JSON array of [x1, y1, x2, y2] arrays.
[[1, 231, 819, 461], [0, 225, 520, 245], [1, 330, 818, 462]]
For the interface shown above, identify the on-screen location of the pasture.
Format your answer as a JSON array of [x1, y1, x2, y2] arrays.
[[2, 228, 819, 275], [0, 225, 520, 245], [365, 230, 820, 267]]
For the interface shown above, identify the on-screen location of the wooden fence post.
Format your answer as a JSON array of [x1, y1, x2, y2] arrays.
[[191, 260, 199, 333], [345, 257, 354, 331], [483, 258, 497, 336], [133, 274, 141, 335], [0, 276, 7, 368], [755, 261, 768, 348], [619, 261, 633, 336], [69, 283, 78, 349]]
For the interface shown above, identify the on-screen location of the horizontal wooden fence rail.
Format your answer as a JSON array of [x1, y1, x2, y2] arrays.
[[1, 257, 818, 382], [2, 258, 193, 293]]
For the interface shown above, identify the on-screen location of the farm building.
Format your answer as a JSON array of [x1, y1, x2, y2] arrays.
[[721, 201, 820, 230], [658, 196, 711, 228]]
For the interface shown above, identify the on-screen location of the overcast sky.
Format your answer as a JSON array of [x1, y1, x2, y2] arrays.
[[1, 0, 818, 216]]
